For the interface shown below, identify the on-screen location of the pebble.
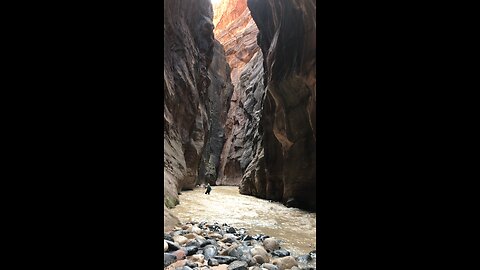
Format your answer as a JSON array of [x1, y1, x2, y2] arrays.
[[190, 254, 205, 263], [172, 249, 187, 260], [271, 256, 298, 270], [164, 222, 314, 270], [173, 235, 189, 245], [208, 258, 220, 266], [165, 240, 182, 251], [262, 238, 280, 251], [261, 263, 278, 270], [164, 253, 177, 267], [184, 245, 199, 256], [213, 256, 237, 264], [253, 255, 265, 265], [227, 260, 248, 270], [203, 244, 219, 259], [271, 249, 290, 257]]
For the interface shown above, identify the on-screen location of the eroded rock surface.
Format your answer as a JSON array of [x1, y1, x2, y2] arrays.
[[213, 0, 262, 186], [163, 0, 215, 226], [240, 0, 317, 211], [198, 40, 234, 185]]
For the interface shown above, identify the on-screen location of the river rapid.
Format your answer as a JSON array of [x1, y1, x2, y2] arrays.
[[170, 186, 317, 259]]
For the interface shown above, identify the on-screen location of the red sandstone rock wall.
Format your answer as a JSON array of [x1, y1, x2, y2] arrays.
[[240, 0, 317, 211], [213, 0, 262, 186]]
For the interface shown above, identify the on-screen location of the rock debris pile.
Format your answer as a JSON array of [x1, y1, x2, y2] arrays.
[[164, 222, 316, 270]]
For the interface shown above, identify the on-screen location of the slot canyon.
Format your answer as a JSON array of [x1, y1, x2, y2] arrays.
[[164, 0, 316, 268]]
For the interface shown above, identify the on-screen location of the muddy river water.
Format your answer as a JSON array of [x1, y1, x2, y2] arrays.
[[170, 186, 317, 260]]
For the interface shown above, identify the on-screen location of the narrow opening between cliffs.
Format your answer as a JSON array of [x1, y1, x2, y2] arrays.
[[164, 0, 317, 268]]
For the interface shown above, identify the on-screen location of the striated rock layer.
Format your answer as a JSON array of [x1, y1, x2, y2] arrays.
[[163, 0, 215, 226], [239, 0, 317, 211]]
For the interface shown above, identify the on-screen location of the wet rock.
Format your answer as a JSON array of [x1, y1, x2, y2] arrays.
[[200, 239, 217, 247], [184, 245, 199, 256], [172, 249, 187, 260], [250, 246, 269, 263], [209, 233, 224, 239], [164, 234, 174, 242], [209, 258, 220, 266], [203, 244, 219, 259], [222, 237, 236, 244], [271, 256, 298, 270], [271, 249, 290, 257], [190, 254, 205, 264], [166, 222, 314, 269], [309, 250, 316, 260], [261, 263, 279, 270], [228, 247, 243, 258], [246, 257, 257, 267], [296, 254, 312, 264], [164, 253, 177, 267], [173, 230, 187, 236], [228, 260, 248, 270], [166, 240, 182, 251], [192, 226, 203, 235], [236, 246, 254, 265], [187, 240, 201, 248], [174, 235, 189, 245], [253, 255, 265, 265], [227, 227, 236, 233], [213, 256, 237, 264], [241, 235, 253, 241], [262, 238, 279, 251], [208, 224, 222, 232]]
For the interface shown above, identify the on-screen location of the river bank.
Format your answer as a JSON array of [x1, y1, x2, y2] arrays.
[[169, 186, 316, 258], [164, 221, 316, 269]]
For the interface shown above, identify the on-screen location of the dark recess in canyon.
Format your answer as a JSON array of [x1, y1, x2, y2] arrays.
[[163, 0, 316, 228]]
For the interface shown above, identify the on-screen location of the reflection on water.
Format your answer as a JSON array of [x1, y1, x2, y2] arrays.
[[170, 186, 316, 258]]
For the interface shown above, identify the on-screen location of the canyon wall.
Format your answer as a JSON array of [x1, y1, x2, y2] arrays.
[[212, 0, 316, 211], [163, 0, 317, 229], [198, 40, 234, 185], [163, 0, 215, 228], [213, 0, 263, 185], [240, 0, 317, 211]]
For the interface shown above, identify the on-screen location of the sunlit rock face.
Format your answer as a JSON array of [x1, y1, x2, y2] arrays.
[[213, 0, 259, 85], [213, 0, 263, 186], [240, 0, 317, 211], [163, 0, 214, 226]]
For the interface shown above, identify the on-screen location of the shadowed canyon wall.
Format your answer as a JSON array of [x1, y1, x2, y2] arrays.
[[163, 0, 236, 229], [163, 0, 215, 229], [239, 0, 317, 211], [198, 40, 234, 185], [213, 0, 264, 186], [163, 0, 316, 230]]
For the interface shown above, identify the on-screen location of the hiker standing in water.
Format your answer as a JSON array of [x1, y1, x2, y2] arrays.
[[205, 183, 212, 195]]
